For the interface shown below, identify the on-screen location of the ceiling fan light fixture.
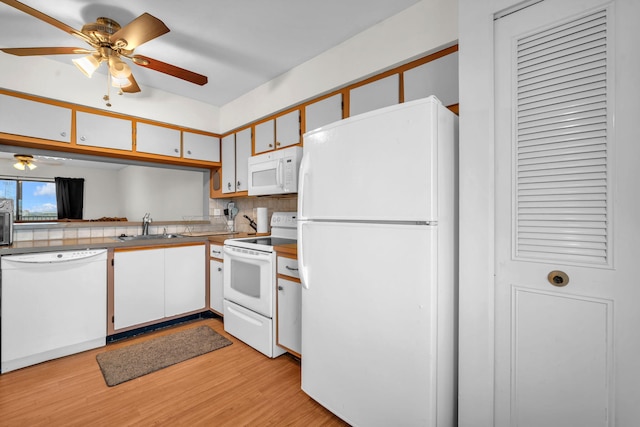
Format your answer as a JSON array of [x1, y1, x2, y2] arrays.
[[109, 56, 132, 79], [13, 160, 36, 171], [73, 54, 100, 77], [111, 76, 132, 88]]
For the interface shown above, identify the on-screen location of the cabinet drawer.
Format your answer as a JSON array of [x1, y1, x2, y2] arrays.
[[210, 244, 224, 259], [277, 256, 299, 279]]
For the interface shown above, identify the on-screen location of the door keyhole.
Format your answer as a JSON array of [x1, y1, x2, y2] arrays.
[[548, 270, 569, 287]]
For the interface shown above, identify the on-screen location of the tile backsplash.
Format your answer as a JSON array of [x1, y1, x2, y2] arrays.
[[13, 223, 184, 242], [12, 196, 298, 242], [209, 196, 297, 234]]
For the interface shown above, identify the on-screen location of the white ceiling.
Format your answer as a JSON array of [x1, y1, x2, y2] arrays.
[[0, 0, 420, 108]]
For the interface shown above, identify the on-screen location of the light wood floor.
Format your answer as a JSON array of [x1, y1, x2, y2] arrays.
[[0, 317, 348, 426]]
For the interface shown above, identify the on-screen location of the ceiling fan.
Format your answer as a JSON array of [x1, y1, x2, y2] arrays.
[[11, 154, 62, 170], [0, 0, 208, 97]]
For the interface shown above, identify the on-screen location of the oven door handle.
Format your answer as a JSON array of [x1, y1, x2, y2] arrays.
[[223, 246, 271, 262]]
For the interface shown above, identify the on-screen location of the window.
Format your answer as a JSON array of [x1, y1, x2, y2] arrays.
[[0, 178, 57, 221]]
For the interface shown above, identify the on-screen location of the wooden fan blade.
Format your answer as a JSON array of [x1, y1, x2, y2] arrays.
[[0, 0, 93, 45], [110, 13, 169, 50], [1, 47, 93, 56], [121, 74, 141, 93], [131, 55, 208, 86]]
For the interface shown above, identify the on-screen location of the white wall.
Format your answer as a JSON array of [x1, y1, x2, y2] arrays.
[[116, 165, 205, 221], [219, 0, 458, 131], [0, 54, 219, 133]]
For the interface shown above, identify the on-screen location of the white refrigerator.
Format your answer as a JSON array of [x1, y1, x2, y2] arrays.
[[297, 96, 457, 426]]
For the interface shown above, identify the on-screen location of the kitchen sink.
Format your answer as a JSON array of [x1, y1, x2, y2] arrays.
[[114, 233, 185, 242]]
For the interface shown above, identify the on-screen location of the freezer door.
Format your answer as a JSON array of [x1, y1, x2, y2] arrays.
[[298, 220, 442, 426], [299, 97, 449, 222]]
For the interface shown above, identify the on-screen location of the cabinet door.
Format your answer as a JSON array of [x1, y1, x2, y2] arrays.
[[254, 119, 275, 154], [136, 123, 181, 157], [183, 132, 220, 162], [305, 94, 343, 132], [164, 244, 206, 317], [0, 94, 71, 143], [114, 248, 165, 330], [349, 74, 400, 117], [76, 111, 133, 151], [221, 134, 236, 193], [275, 110, 301, 149], [404, 51, 458, 106], [235, 127, 252, 192], [210, 259, 224, 315], [277, 277, 302, 355]]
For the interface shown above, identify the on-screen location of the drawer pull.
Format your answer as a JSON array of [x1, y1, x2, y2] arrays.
[[285, 265, 298, 271]]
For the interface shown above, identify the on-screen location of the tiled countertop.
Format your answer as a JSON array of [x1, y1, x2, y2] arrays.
[[0, 232, 298, 257]]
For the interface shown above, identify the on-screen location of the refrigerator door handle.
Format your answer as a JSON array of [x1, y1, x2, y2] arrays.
[[297, 153, 309, 219], [298, 222, 309, 289]]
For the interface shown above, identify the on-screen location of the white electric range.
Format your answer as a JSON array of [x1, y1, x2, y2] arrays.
[[222, 212, 296, 358]]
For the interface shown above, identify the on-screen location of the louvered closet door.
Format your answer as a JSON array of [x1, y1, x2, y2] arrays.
[[494, 1, 616, 426]]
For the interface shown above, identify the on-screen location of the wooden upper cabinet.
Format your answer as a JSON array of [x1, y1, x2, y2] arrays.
[[183, 132, 220, 163], [404, 51, 459, 106], [305, 93, 343, 133], [349, 74, 400, 117], [275, 109, 301, 149], [0, 94, 71, 143], [76, 111, 133, 151], [254, 119, 275, 155], [136, 122, 181, 157]]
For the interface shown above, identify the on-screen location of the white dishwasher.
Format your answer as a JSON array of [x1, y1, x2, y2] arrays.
[[1, 249, 107, 373]]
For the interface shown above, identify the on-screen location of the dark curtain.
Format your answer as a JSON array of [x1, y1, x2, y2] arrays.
[[55, 177, 84, 219]]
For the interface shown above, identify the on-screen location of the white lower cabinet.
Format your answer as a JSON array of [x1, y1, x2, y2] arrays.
[[276, 255, 301, 356], [164, 245, 206, 317], [210, 257, 224, 315], [114, 243, 206, 330]]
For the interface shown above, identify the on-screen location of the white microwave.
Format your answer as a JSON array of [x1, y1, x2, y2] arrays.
[[248, 146, 303, 196]]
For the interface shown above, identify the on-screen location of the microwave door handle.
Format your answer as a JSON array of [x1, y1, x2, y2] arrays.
[[277, 159, 285, 188]]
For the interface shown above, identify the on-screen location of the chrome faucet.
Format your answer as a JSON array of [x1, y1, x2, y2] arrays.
[[142, 212, 151, 235]]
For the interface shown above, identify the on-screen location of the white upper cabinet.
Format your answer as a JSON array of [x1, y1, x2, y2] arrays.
[[349, 74, 400, 117], [183, 132, 220, 163], [254, 119, 275, 154], [76, 111, 133, 151], [221, 134, 236, 194], [136, 122, 181, 157], [305, 93, 343, 133], [275, 110, 301, 149], [235, 127, 252, 192], [221, 128, 251, 194], [0, 94, 71, 143], [404, 52, 459, 106]]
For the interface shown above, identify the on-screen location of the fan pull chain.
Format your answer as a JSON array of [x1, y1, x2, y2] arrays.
[[104, 72, 112, 107]]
